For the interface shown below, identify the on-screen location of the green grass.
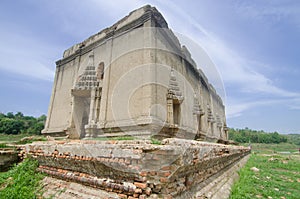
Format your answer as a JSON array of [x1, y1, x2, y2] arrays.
[[14, 136, 47, 145], [151, 137, 162, 145], [230, 143, 300, 199], [0, 158, 45, 198], [0, 134, 47, 145], [89, 136, 135, 141], [245, 143, 299, 154], [0, 134, 31, 143], [0, 143, 13, 149]]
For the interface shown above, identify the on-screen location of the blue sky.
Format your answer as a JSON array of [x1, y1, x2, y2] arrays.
[[0, 0, 299, 134]]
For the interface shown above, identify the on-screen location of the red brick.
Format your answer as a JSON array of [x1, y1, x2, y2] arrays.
[[149, 171, 156, 176], [151, 155, 160, 160], [140, 171, 147, 177], [145, 187, 152, 196], [135, 176, 147, 183], [125, 159, 131, 164], [160, 177, 168, 183], [134, 182, 147, 189], [118, 194, 127, 198], [128, 197, 138, 199], [139, 195, 147, 199], [135, 188, 142, 194], [161, 165, 173, 171], [158, 171, 171, 177]]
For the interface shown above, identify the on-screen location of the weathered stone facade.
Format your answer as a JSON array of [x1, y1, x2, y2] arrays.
[[42, 5, 227, 142]]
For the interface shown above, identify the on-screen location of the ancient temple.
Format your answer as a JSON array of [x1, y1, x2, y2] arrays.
[[42, 5, 228, 142]]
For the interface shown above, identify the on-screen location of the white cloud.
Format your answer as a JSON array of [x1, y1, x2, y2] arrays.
[[226, 98, 287, 119], [0, 25, 56, 81], [148, 0, 300, 119], [0, 0, 147, 82], [288, 98, 300, 110], [0, 58, 54, 81], [225, 102, 250, 118], [234, 1, 300, 31], [226, 96, 300, 119], [201, 35, 299, 98]]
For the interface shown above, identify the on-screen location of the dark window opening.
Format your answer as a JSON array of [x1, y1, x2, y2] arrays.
[[197, 115, 202, 131], [173, 103, 180, 125], [97, 62, 104, 80]]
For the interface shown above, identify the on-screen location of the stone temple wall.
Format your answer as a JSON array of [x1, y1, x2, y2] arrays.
[[42, 5, 228, 142], [23, 139, 250, 198]]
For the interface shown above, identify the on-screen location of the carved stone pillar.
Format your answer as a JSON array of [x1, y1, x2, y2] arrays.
[[167, 97, 173, 125], [95, 88, 101, 123], [89, 88, 96, 125]]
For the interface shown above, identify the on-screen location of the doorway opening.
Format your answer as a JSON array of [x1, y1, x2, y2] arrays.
[[173, 102, 180, 126]]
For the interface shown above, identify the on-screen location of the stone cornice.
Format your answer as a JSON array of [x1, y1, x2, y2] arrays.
[[55, 5, 224, 108], [56, 5, 167, 67]]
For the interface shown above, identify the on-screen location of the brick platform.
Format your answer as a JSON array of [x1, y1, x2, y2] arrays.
[[22, 138, 250, 198]]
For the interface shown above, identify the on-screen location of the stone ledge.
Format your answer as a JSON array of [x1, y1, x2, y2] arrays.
[[0, 149, 19, 171], [22, 138, 250, 198], [41, 176, 119, 199]]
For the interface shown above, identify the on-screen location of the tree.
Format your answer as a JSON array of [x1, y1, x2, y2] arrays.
[[0, 112, 46, 135], [228, 127, 288, 144], [37, 115, 46, 122], [15, 112, 24, 119], [0, 118, 24, 134], [26, 122, 44, 135], [6, 112, 14, 119]]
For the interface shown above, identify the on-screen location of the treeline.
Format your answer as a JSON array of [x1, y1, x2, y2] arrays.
[[0, 112, 46, 135], [228, 128, 288, 144], [286, 134, 300, 146]]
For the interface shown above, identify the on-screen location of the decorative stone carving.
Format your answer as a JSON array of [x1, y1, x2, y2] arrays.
[[193, 92, 204, 116], [207, 105, 215, 123], [216, 115, 223, 128], [166, 68, 184, 128], [74, 51, 100, 91], [167, 68, 183, 103]]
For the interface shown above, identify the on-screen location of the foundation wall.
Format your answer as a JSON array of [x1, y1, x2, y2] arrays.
[[23, 139, 250, 198]]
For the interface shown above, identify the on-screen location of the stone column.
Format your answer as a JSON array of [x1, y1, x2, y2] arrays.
[[167, 98, 173, 125], [89, 88, 96, 125], [193, 114, 199, 135], [95, 88, 101, 123]]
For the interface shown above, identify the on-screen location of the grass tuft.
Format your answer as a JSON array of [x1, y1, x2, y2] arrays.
[[0, 158, 44, 198], [14, 136, 47, 145], [151, 138, 162, 145], [230, 143, 300, 199], [90, 136, 135, 141], [0, 143, 12, 149]]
